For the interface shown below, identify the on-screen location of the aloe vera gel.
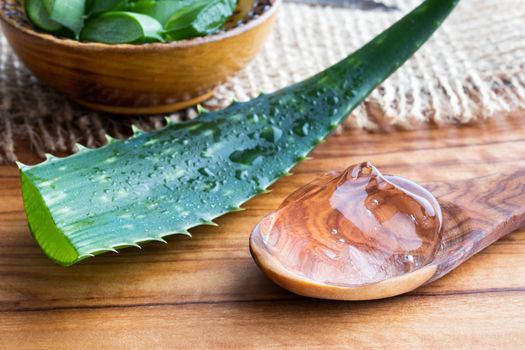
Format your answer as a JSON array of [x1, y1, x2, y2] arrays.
[[24, 0, 238, 44]]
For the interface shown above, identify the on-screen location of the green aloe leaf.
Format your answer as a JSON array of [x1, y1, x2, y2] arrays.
[[42, 0, 86, 37], [20, 0, 459, 266], [129, 0, 194, 25], [87, 0, 130, 14], [163, 0, 237, 40], [80, 11, 164, 44], [25, 0, 62, 32]]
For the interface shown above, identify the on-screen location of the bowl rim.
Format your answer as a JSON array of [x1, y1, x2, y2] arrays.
[[0, 0, 281, 52]]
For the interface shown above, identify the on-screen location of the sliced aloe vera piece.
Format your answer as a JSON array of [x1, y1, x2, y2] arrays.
[[20, 0, 459, 266], [163, 0, 237, 41], [80, 11, 164, 44], [42, 0, 86, 37], [25, 0, 63, 32], [87, 0, 130, 14], [129, 0, 193, 25]]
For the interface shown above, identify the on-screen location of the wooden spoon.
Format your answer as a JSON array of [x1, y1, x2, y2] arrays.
[[249, 164, 525, 300]]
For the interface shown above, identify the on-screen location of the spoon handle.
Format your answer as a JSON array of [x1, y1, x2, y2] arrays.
[[428, 169, 525, 282]]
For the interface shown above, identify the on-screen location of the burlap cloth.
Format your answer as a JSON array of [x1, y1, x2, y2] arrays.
[[0, 0, 524, 163]]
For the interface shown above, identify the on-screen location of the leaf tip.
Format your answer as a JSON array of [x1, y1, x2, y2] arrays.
[[329, 123, 339, 131], [78, 253, 95, 260], [75, 143, 87, 152], [196, 104, 209, 114], [105, 134, 116, 144], [201, 219, 218, 227], [314, 137, 326, 146], [230, 97, 242, 106], [164, 116, 177, 126], [15, 161, 29, 170], [228, 206, 245, 212], [155, 237, 168, 244], [278, 171, 293, 178], [296, 155, 311, 162], [131, 124, 143, 136]]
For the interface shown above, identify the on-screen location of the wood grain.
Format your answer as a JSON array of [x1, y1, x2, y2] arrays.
[[0, 0, 279, 115], [430, 169, 525, 283], [1, 115, 525, 348]]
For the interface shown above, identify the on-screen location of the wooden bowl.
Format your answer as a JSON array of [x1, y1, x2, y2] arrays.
[[0, 0, 280, 115]]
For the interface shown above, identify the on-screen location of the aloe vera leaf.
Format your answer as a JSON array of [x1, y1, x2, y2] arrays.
[[24, 0, 63, 32], [80, 11, 164, 44], [129, 0, 194, 25], [20, 0, 459, 266], [42, 0, 86, 37], [163, 0, 237, 41], [87, 0, 130, 14]]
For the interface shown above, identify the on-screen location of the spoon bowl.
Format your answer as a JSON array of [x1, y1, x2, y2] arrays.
[[251, 231, 438, 300], [250, 164, 525, 300]]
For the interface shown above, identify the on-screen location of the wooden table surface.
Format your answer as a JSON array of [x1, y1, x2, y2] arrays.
[[1, 115, 525, 349]]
